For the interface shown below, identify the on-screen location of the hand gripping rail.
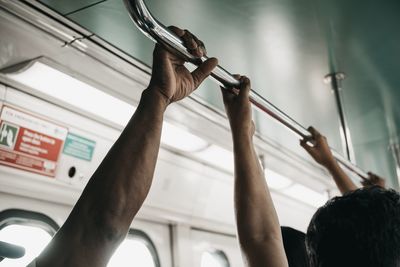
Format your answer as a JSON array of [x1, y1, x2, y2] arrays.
[[123, 0, 369, 180]]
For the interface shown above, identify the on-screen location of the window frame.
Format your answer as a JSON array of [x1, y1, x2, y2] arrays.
[[0, 210, 162, 266], [201, 248, 230, 267], [124, 228, 161, 267], [0, 209, 59, 264], [0, 209, 59, 236]]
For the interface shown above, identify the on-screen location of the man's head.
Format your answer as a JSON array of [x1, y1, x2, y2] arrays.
[[306, 186, 400, 267], [281, 227, 309, 267]]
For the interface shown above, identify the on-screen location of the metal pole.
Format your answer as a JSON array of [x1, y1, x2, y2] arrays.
[[324, 72, 353, 161], [390, 143, 400, 185], [123, 0, 369, 180]]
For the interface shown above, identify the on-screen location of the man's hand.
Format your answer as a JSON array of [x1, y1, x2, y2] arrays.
[[148, 26, 218, 105], [221, 76, 255, 139], [301, 127, 358, 194], [300, 127, 336, 168], [362, 172, 386, 188]]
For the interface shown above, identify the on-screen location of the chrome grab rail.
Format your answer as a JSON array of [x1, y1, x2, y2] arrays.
[[123, 0, 369, 180]]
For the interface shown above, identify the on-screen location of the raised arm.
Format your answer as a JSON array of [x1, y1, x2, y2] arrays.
[[300, 127, 357, 194], [36, 27, 218, 267], [221, 76, 288, 267]]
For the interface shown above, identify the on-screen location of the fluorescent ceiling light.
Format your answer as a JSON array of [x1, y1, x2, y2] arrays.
[[282, 184, 328, 208], [264, 169, 293, 190], [4, 61, 135, 126], [194, 145, 234, 172], [3, 59, 210, 154], [161, 121, 209, 152]]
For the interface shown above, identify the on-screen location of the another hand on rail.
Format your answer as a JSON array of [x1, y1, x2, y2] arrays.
[[301, 126, 358, 194], [220, 75, 255, 139], [361, 172, 386, 188], [148, 26, 218, 105], [300, 127, 336, 168]]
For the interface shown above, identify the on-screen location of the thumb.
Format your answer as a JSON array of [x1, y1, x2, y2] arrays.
[[238, 76, 251, 101], [300, 139, 315, 156], [220, 86, 235, 106], [191, 57, 218, 88]]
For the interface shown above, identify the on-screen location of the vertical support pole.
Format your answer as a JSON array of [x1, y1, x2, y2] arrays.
[[390, 143, 400, 187], [324, 72, 354, 161]]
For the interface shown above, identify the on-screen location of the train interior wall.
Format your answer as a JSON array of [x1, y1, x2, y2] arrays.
[[1, 0, 399, 266]]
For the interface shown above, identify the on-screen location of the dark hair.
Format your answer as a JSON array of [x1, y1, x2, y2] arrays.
[[281, 226, 309, 267], [306, 186, 400, 267]]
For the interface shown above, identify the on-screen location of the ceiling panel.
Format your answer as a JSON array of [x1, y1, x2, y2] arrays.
[[320, 0, 400, 185], [39, 0, 104, 15], [37, 0, 400, 185]]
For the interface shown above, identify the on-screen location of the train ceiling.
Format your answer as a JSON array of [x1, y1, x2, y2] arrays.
[[38, 0, 400, 186]]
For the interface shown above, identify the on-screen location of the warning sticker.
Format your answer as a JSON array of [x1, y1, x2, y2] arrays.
[[63, 133, 96, 161], [0, 106, 68, 177], [0, 122, 19, 149]]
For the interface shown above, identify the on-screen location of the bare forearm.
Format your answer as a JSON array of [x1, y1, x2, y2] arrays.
[[39, 89, 168, 265], [325, 161, 358, 194], [222, 76, 286, 266], [77, 89, 166, 231], [233, 133, 282, 243], [36, 27, 217, 266], [233, 133, 287, 267]]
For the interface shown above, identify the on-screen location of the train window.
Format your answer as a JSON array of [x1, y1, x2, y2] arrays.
[[0, 224, 52, 266], [0, 209, 58, 267], [108, 229, 160, 267], [201, 250, 230, 267]]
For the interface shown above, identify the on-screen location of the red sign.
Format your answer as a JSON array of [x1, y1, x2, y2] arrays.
[[0, 106, 68, 177]]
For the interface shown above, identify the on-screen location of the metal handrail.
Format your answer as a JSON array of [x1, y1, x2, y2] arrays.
[[123, 0, 369, 180]]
